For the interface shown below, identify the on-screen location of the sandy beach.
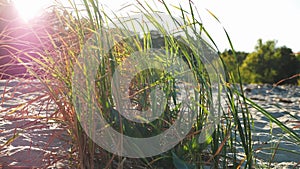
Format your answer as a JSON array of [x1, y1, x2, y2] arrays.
[[244, 84, 300, 168], [0, 80, 299, 168], [0, 80, 70, 168]]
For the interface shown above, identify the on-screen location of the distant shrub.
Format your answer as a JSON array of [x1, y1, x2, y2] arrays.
[[239, 39, 300, 84]]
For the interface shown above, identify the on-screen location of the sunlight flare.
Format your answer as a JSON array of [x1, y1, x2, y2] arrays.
[[13, 0, 49, 22]]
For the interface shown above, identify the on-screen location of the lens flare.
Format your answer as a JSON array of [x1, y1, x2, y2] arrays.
[[13, 0, 48, 22]]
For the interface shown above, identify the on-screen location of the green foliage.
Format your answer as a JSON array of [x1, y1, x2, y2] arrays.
[[221, 39, 300, 85], [221, 49, 248, 80], [172, 152, 196, 169], [240, 39, 300, 84]]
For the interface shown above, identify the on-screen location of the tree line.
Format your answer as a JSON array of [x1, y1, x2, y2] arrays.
[[221, 39, 300, 85]]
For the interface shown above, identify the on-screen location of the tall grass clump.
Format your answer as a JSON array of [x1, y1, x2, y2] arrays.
[[0, 1, 77, 167], [1, 0, 299, 168]]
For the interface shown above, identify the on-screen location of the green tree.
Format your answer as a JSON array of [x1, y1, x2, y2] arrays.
[[221, 49, 248, 80], [240, 39, 300, 84]]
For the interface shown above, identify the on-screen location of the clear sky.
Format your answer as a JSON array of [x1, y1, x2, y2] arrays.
[[13, 0, 300, 53], [196, 0, 300, 53]]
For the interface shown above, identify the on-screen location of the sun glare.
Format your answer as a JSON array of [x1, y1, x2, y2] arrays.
[[13, 0, 49, 22]]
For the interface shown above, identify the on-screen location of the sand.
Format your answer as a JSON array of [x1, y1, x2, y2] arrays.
[[0, 79, 70, 168], [0, 80, 299, 168], [244, 84, 300, 168]]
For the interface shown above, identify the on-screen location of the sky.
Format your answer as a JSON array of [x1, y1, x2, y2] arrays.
[[12, 0, 300, 53], [196, 0, 300, 53]]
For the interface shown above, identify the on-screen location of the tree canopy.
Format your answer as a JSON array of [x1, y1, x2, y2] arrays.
[[221, 39, 300, 85]]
